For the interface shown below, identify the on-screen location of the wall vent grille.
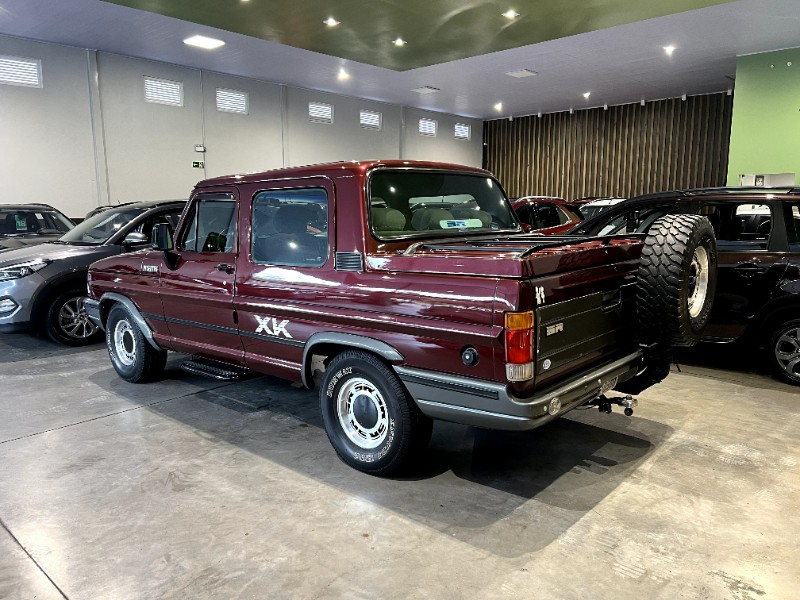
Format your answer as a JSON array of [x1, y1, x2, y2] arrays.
[[0, 56, 42, 88], [144, 76, 183, 106], [216, 88, 248, 114]]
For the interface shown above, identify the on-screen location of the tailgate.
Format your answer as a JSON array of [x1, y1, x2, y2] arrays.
[[535, 282, 638, 386]]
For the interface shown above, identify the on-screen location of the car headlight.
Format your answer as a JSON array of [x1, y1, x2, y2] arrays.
[[0, 259, 50, 282]]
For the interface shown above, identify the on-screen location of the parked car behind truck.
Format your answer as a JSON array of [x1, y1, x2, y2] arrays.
[[0, 200, 184, 345], [85, 160, 716, 475], [568, 187, 800, 385]]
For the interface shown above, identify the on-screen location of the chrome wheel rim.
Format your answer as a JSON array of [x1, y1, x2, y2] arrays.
[[774, 326, 800, 380], [112, 319, 136, 366], [687, 246, 710, 319], [337, 377, 389, 449], [58, 296, 99, 340]]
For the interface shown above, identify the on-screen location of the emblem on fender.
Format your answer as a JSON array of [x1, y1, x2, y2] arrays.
[[255, 316, 293, 339]]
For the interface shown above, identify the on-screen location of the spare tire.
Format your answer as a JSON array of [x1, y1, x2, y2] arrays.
[[637, 214, 717, 349]]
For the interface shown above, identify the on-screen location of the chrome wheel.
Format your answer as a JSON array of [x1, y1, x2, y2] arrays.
[[112, 318, 137, 367], [337, 377, 389, 450], [57, 296, 99, 340], [687, 246, 710, 319], [774, 325, 800, 382]]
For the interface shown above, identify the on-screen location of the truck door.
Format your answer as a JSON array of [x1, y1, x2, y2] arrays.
[[233, 180, 334, 379], [158, 191, 244, 364]]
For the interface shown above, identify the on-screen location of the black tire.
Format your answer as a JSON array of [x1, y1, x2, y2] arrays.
[[769, 319, 800, 385], [106, 304, 167, 383], [44, 289, 103, 346], [637, 214, 717, 348], [320, 350, 432, 476]]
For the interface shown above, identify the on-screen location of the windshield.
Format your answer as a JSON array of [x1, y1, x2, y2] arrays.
[[0, 208, 73, 235], [369, 171, 519, 238], [59, 206, 147, 245]]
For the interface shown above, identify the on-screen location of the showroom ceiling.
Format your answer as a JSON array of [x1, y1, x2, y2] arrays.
[[101, 0, 735, 71], [1, 0, 799, 118]]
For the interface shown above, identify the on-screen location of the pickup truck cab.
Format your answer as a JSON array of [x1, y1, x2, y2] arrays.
[[85, 160, 716, 475]]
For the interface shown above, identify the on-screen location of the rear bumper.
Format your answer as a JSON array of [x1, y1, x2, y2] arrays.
[[395, 350, 643, 431]]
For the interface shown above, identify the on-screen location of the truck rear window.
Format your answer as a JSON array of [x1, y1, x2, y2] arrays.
[[369, 171, 519, 239]]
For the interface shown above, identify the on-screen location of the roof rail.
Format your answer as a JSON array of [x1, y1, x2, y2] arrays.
[[631, 186, 800, 202]]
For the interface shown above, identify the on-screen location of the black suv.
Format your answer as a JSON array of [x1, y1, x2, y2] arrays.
[[0, 204, 74, 251], [568, 188, 800, 385]]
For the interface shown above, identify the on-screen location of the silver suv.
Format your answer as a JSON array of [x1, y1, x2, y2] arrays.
[[0, 200, 184, 345]]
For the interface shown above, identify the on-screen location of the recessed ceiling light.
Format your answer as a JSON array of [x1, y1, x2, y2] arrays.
[[324, 17, 340, 27], [494, 102, 503, 112], [337, 68, 350, 81], [583, 92, 591, 99], [506, 68, 537, 78], [663, 45, 676, 56], [393, 38, 407, 47], [183, 35, 225, 50], [502, 9, 520, 19], [411, 86, 440, 94]]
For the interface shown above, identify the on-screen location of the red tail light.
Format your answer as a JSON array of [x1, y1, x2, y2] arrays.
[[504, 311, 535, 381]]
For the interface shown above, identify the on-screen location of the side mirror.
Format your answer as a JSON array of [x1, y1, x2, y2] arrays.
[[521, 223, 532, 233], [123, 231, 149, 246], [151, 223, 174, 251]]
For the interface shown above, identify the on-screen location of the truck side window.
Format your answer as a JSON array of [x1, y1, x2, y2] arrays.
[[251, 188, 328, 267], [180, 195, 237, 253], [709, 203, 771, 251]]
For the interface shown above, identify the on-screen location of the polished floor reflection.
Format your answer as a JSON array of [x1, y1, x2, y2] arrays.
[[0, 333, 798, 599]]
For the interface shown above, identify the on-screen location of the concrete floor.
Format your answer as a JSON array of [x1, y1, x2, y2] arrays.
[[0, 334, 797, 600]]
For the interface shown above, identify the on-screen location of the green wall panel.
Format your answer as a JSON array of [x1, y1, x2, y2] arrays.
[[727, 48, 800, 185]]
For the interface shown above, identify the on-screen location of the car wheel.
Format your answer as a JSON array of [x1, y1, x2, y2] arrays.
[[106, 304, 167, 383], [320, 350, 432, 476], [769, 319, 800, 385], [637, 214, 718, 349], [45, 289, 103, 346]]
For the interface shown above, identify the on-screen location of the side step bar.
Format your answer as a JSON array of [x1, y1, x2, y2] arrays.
[[180, 357, 251, 381]]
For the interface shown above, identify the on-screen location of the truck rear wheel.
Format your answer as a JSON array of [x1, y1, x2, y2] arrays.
[[637, 214, 717, 348], [320, 350, 432, 476], [106, 304, 167, 383]]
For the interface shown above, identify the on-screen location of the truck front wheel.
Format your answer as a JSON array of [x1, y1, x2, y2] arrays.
[[106, 304, 167, 383], [320, 351, 432, 476]]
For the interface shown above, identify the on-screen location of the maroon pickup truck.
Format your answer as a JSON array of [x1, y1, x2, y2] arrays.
[[84, 160, 716, 475]]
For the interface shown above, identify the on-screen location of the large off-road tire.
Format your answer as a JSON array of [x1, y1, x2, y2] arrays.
[[637, 214, 717, 349], [106, 304, 167, 383], [320, 351, 433, 476], [44, 289, 103, 346], [769, 319, 800, 385]]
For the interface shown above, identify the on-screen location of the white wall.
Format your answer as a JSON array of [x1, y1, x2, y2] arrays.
[[285, 87, 403, 166], [0, 34, 483, 218], [0, 37, 98, 216], [402, 108, 483, 166]]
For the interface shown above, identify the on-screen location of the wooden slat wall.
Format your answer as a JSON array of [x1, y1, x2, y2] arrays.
[[483, 93, 733, 200]]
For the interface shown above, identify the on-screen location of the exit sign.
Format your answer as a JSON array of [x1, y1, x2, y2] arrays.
[[192, 161, 205, 168]]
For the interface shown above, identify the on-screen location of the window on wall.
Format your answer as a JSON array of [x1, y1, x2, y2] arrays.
[[309, 102, 334, 124], [216, 88, 249, 114], [454, 123, 471, 141], [360, 109, 382, 130], [144, 76, 183, 106], [418, 118, 437, 137], [0, 55, 42, 88]]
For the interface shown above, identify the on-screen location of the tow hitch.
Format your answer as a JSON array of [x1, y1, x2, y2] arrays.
[[589, 394, 638, 416]]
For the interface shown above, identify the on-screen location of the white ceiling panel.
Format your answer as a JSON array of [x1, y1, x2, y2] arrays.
[[0, 0, 798, 119]]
